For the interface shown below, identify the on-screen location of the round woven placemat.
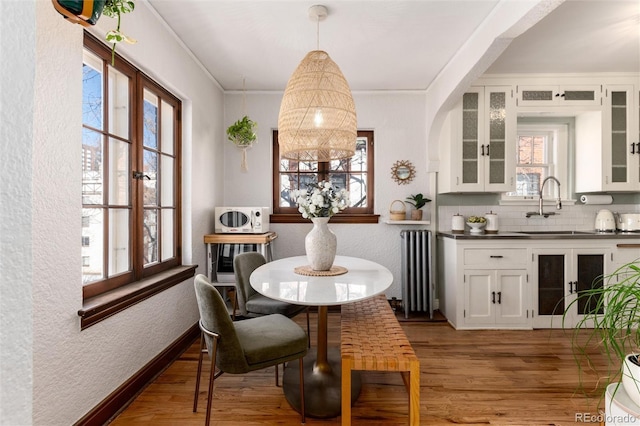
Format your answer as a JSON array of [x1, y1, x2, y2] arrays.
[[294, 265, 348, 276]]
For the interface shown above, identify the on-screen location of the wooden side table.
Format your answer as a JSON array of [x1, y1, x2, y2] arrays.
[[203, 232, 277, 317]]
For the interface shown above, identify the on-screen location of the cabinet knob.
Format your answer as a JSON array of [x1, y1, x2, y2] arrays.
[[489, 255, 503, 258], [497, 292, 502, 304], [491, 291, 496, 304]]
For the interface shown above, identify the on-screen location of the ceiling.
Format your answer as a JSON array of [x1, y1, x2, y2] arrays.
[[147, 0, 640, 92]]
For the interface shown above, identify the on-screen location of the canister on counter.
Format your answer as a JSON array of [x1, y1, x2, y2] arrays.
[[485, 211, 499, 233], [452, 214, 465, 233]]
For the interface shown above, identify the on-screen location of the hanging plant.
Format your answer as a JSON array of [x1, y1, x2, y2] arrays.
[[226, 116, 257, 147], [227, 115, 257, 172], [103, 0, 136, 64]]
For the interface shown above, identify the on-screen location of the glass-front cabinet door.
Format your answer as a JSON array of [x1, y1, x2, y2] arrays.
[[517, 85, 601, 107], [533, 252, 567, 329], [575, 253, 604, 317], [460, 88, 483, 190], [532, 248, 608, 328], [455, 86, 515, 192], [602, 85, 640, 191], [485, 87, 515, 192]]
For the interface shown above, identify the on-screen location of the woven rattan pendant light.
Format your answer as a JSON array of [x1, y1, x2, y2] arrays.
[[278, 5, 357, 162]]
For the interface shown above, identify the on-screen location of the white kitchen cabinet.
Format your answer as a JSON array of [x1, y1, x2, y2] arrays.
[[610, 242, 640, 283], [438, 86, 516, 193], [464, 269, 528, 326], [576, 85, 640, 192], [516, 84, 601, 107], [531, 247, 611, 328], [439, 236, 631, 330], [439, 238, 530, 329]]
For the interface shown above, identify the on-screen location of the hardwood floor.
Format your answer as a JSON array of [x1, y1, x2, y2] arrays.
[[110, 312, 612, 425]]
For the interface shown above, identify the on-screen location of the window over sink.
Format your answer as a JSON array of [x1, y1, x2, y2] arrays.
[[502, 120, 569, 203]]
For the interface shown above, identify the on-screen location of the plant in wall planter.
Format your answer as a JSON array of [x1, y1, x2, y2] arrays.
[[566, 261, 640, 413], [52, 0, 136, 64], [52, 0, 107, 26], [227, 115, 257, 171], [405, 193, 431, 220]]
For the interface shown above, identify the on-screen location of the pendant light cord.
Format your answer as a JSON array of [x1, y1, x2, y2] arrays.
[[316, 16, 320, 50]]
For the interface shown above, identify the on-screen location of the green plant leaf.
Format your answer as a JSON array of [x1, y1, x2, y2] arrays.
[[227, 116, 257, 146], [405, 193, 431, 209], [102, 0, 136, 65], [565, 260, 640, 400]]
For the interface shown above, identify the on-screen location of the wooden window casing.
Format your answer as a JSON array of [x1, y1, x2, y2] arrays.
[[79, 33, 194, 328], [271, 130, 378, 224]]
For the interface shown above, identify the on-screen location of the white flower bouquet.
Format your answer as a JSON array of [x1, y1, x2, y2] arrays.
[[293, 181, 350, 219]]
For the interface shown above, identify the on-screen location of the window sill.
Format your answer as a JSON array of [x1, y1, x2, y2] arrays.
[[270, 214, 380, 224], [78, 264, 197, 330]]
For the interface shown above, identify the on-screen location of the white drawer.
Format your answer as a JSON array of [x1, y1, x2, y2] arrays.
[[463, 248, 527, 268], [614, 243, 640, 264]]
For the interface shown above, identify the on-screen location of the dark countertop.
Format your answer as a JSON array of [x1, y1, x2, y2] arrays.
[[438, 230, 640, 240]]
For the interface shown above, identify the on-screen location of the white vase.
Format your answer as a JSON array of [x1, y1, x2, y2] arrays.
[[305, 217, 336, 271], [622, 355, 640, 408]]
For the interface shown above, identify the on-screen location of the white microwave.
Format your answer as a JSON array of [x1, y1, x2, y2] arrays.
[[214, 207, 270, 234]]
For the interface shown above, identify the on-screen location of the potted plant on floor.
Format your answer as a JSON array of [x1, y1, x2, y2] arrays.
[[405, 193, 430, 221], [566, 260, 640, 412]]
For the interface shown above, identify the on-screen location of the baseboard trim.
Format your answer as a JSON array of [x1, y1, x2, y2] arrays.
[[74, 323, 200, 426]]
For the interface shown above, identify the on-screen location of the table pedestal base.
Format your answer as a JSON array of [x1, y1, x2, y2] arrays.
[[283, 347, 361, 419]]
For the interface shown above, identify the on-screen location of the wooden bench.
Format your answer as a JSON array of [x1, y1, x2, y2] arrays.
[[341, 294, 420, 425]]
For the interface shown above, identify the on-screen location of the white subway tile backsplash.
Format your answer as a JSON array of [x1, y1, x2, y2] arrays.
[[437, 204, 639, 233]]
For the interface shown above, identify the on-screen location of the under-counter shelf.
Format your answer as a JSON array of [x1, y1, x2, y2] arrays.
[[385, 220, 430, 225]]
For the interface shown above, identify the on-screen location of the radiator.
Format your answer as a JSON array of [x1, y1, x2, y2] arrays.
[[400, 230, 433, 319]]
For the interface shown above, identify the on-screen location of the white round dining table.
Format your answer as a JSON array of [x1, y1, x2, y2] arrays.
[[250, 255, 393, 419]]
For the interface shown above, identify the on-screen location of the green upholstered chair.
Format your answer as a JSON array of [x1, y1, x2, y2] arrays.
[[234, 252, 310, 348], [193, 274, 307, 425]]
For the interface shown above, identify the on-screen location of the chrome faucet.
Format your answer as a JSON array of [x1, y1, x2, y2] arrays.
[[526, 176, 562, 218]]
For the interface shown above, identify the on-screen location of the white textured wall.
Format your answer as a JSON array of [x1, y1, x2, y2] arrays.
[[223, 91, 431, 297], [0, 1, 35, 424], [0, 1, 224, 424]]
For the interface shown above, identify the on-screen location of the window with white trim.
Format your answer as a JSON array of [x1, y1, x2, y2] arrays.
[[504, 122, 569, 201]]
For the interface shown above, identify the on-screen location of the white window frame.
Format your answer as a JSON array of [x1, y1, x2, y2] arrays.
[[501, 122, 570, 205]]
